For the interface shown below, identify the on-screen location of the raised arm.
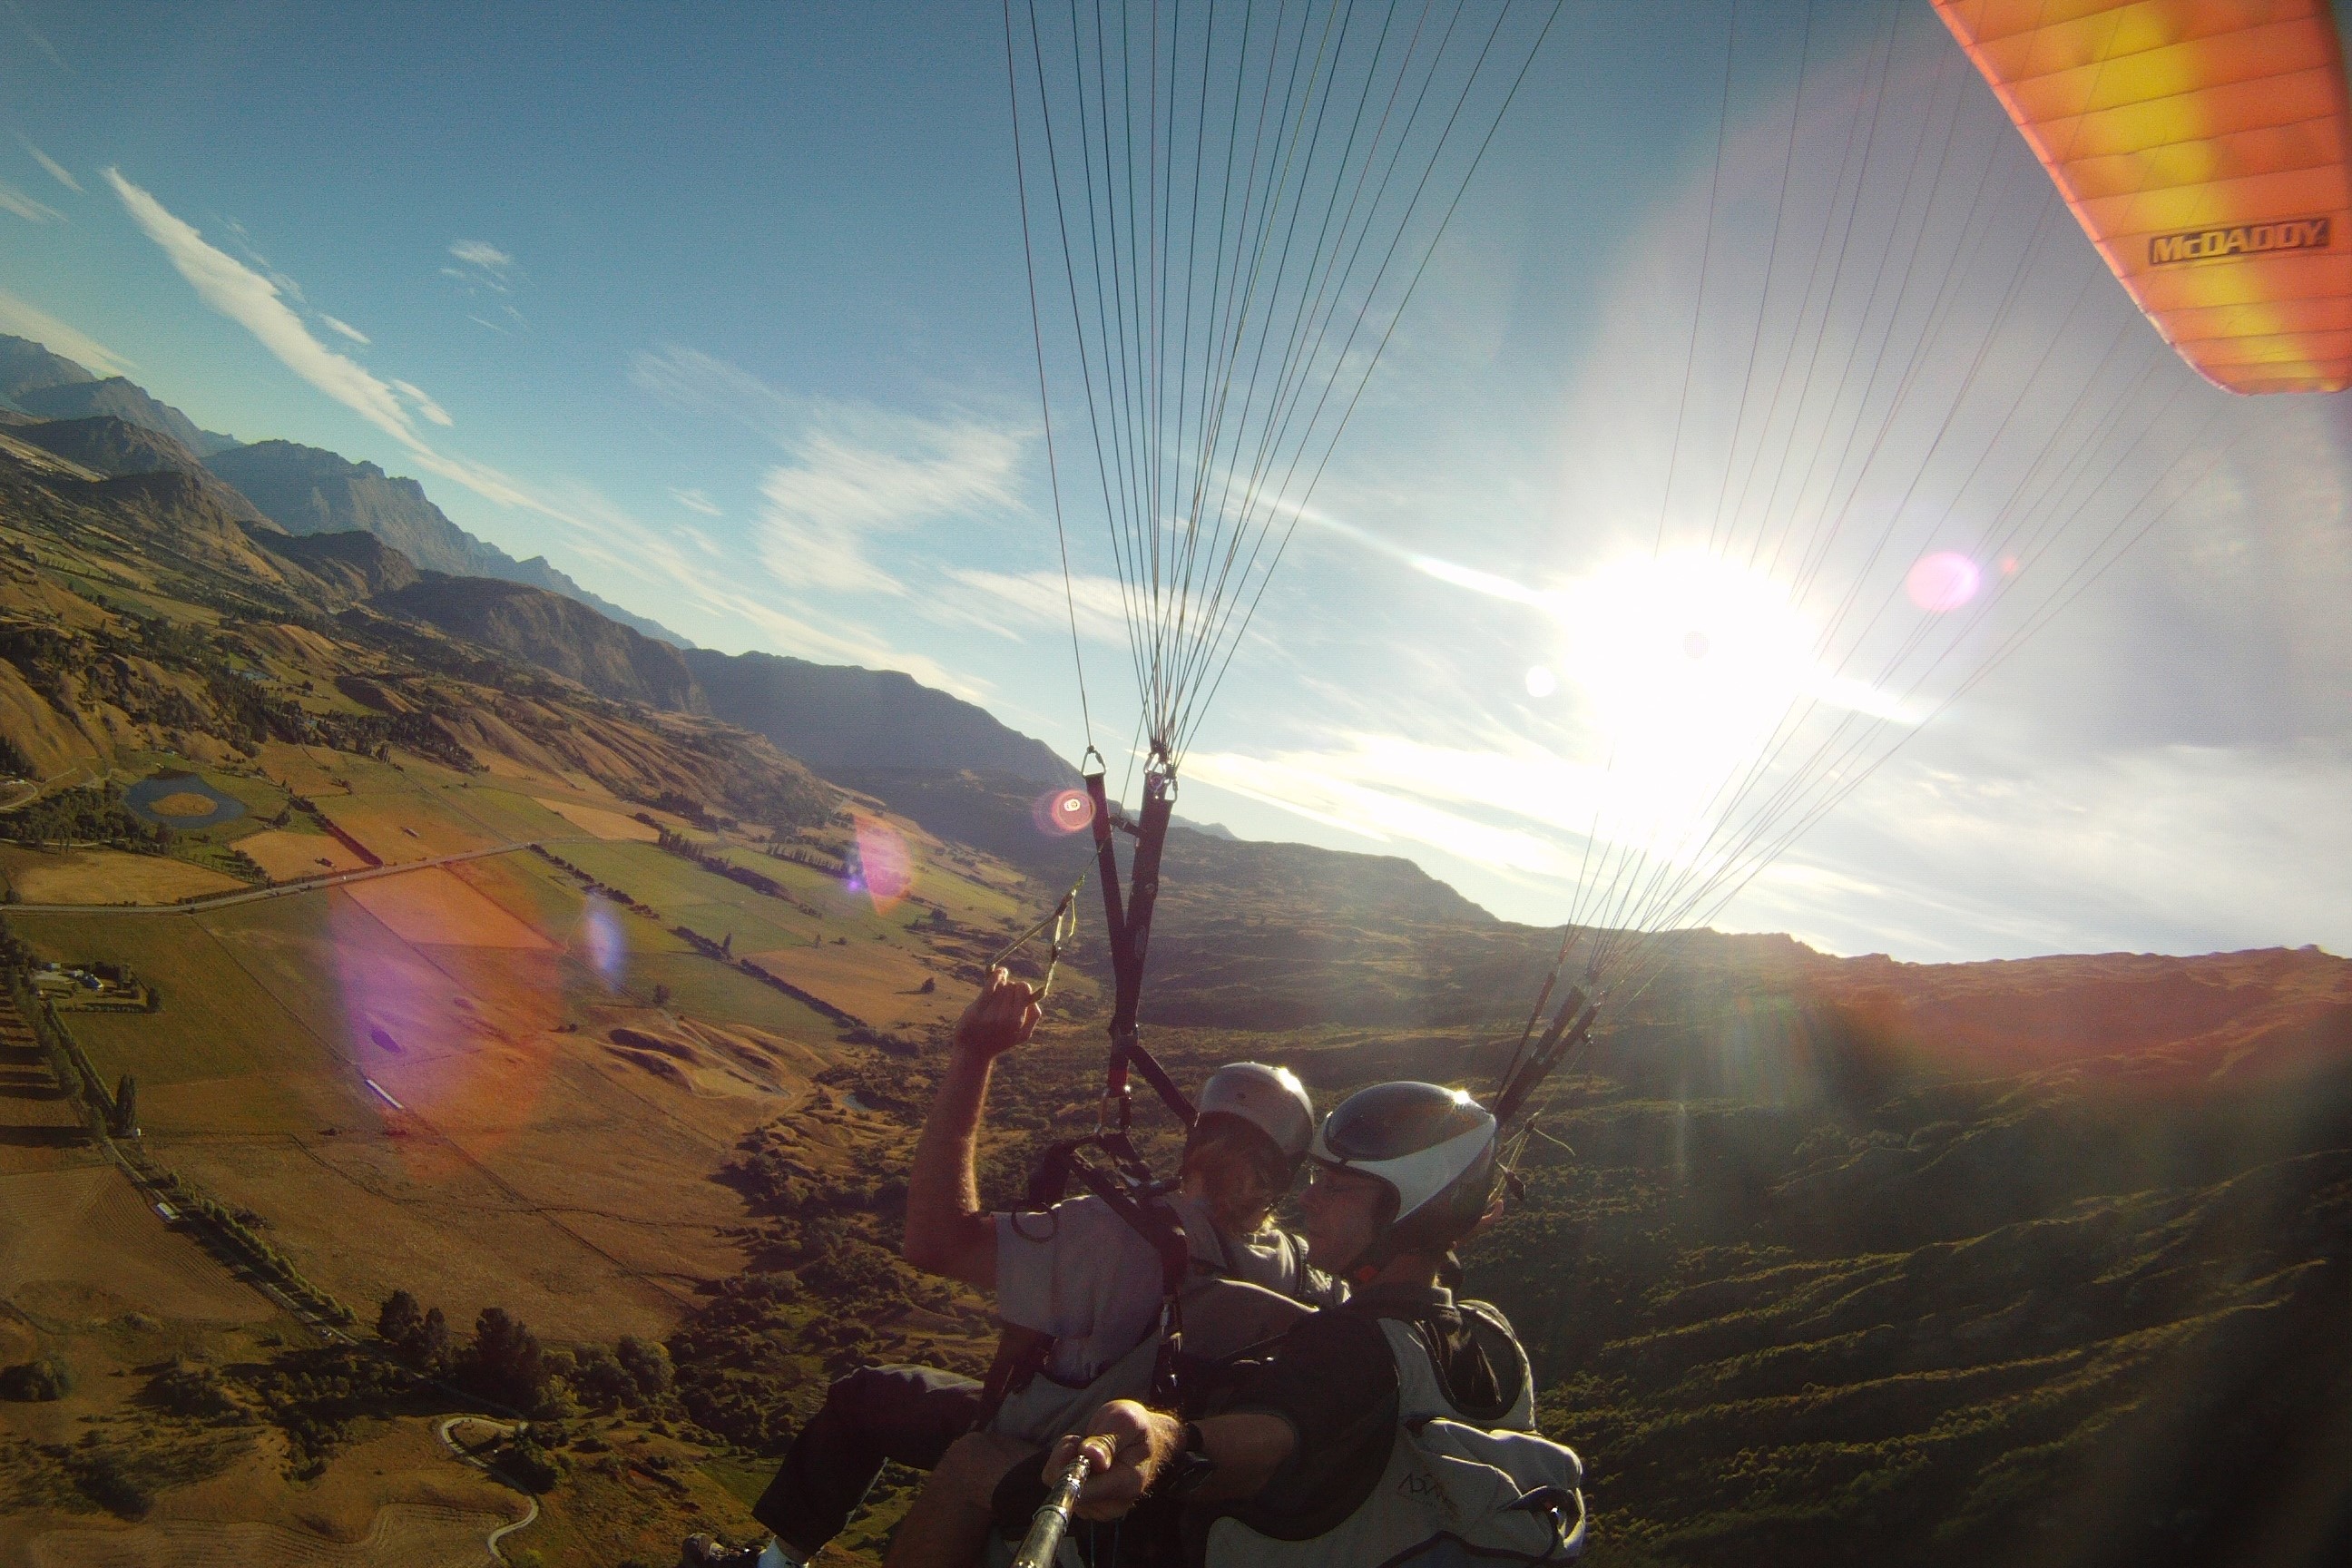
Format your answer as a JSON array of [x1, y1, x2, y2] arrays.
[[899, 967, 1038, 1289]]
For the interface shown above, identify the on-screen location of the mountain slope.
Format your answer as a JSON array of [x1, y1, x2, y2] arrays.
[[15, 375, 239, 456], [689, 648, 1073, 784], [11, 414, 211, 481], [0, 335, 98, 407], [377, 573, 704, 710], [251, 524, 423, 601], [205, 439, 690, 646]]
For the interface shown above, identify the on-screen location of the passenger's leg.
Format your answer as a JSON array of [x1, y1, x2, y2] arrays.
[[751, 1364, 982, 1558], [880, 1430, 1036, 1568]]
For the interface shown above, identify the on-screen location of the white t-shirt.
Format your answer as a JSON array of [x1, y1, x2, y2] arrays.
[[995, 1191, 1343, 1383]]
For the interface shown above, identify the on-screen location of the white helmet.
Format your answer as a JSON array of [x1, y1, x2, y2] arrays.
[[1309, 1082, 1498, 1263], [1192, 1062, 1316, 1171]]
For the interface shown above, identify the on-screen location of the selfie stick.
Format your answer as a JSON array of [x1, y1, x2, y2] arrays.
[[1010, 1454, 1094, 1568]]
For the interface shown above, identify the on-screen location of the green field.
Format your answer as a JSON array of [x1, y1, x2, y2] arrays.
[[10, 913, 327, 1086], [556, 838, 891, 939], [433, 782, 593, 844]]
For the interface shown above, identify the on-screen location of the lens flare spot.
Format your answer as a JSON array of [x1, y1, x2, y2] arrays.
[[583, 898, 627, 984], [852, 813, 915, 913], [1906, 552, 1982, 613], [1682, 631, 1711, 661], [1033, 787, 1095, 836], [1524, 665, 1558, 698]]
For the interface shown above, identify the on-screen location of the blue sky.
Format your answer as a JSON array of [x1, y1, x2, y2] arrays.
[[4, 1, 2347, 963]]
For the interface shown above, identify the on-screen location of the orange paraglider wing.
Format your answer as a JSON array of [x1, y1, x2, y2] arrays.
[[1936, 0, 2352, 394]]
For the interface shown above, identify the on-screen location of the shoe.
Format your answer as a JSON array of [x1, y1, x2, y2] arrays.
[[682, 1534, 797, 1567]]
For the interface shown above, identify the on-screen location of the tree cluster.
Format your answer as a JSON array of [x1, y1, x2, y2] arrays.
[[374, 1289, 676, 1425], [0, 783, 172, 852]]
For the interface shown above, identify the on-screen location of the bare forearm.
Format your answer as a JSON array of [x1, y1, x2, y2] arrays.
[[902, 1045, 996, 1284], [1055, 1403, 1296, 1517]]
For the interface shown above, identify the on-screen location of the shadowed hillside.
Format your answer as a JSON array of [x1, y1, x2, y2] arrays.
[[252, 525, 423, 601], [11, 373, 237, 457], [378, 573, 705, 711], [692, 652, 1073, 784], [8, 415, 211, 482]]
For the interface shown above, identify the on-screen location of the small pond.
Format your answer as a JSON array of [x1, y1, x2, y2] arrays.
[[122, 772, 249, 830]]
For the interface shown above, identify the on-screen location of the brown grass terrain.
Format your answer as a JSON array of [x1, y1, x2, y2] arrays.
[[7, 1417, 526, 1568], [0, 848, 243, 905], [0, 1166, 265, 1323], [341, 867, 556, 950], [538, 798, 661, 841], [314, 793, 503, 866], [233, 829, 369, 881]]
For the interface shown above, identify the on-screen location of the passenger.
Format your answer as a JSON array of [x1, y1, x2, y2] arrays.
[[1016, 1081, 1585, 1567], [704, 968, 1338, 1568]]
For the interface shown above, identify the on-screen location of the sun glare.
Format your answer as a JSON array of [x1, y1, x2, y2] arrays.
[[1556, 552, 1820, 789]]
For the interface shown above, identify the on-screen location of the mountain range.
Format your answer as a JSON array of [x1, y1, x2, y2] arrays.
[[0, 334, 684, 646]]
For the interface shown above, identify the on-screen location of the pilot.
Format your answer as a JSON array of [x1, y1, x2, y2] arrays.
[[705, 968, 1338, 1568]]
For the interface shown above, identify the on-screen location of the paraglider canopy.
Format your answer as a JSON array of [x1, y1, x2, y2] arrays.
[[1936, 0, 2352, 395]]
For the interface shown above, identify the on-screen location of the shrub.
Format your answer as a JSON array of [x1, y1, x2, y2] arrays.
[[144, 1364, 240, 1419], [0, 1356, 73, 1401], [66, 1448, 152, 1518], [615, 1335, 674, 1401]]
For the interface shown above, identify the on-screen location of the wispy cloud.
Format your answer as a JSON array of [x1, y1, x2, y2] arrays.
[[512, 475, 990, 697], [0, 287, 130, 375], [318, 312, 369, 346], [390, 377, 451, 426], [758, 416, 1022, 595], [670, 486, 721, 516], [632, 344, 1025, 597], [1731, 740, 2352, 960], [2, 3, 67, 74], [13, 133, 77, 191], [108, 169, 422, 441], [445, 239, 514, 293], [0, 178, 62, 224], [1188, 733, 1594, 882], [936, 566, 1130, 645]]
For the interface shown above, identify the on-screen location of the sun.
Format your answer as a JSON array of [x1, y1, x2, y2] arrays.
[[1553, 551, 1821, 794]]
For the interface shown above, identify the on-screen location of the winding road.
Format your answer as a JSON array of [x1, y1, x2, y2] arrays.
[[436, 1416, 544, 1564]]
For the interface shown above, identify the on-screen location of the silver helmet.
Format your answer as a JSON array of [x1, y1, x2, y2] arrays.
[[1309, 1081, 1498, 1261], [1192, 1062, 1316, 1172]]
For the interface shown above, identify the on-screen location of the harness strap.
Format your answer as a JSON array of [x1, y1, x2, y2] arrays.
[[970, 1322, 1054, 1433]]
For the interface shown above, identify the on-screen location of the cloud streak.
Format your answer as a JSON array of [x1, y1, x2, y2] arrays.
[[0, 178, 62, 223], [14, 133, 79, 191], [107, 168, 426, 446], [935, 566, 1130, 646], [446, 239, 514, 294], [2, 3, 67, 74], [758, 416, 1022, 595]]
